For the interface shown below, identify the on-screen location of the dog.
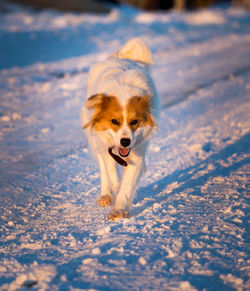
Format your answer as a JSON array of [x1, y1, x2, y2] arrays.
[[82, 38, 160, 221]]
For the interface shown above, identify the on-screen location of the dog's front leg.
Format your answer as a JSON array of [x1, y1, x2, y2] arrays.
[[97, 154, 112, 207], [105, 154, 120, 197], [108, 152, 145, 220], [97, 153, 119, 207]]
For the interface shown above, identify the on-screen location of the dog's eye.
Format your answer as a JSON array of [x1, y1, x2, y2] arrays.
[[130, 120, 138, 126], [111, 119, 120, 125]]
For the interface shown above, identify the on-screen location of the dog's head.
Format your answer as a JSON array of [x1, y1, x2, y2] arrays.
[[83, 93, 156, 158]]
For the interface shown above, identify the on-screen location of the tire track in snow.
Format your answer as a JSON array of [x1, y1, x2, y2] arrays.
[[153, 34, 250, 108], [163, 65, 250, 108]]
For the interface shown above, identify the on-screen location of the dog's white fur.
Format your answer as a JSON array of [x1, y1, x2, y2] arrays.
[[82, 38, 160, 220]]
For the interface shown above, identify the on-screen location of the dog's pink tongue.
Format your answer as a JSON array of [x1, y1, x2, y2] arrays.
[[119, 148, 129, 156]]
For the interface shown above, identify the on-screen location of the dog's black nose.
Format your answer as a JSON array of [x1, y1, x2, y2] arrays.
[[120, 138, 131, 147]]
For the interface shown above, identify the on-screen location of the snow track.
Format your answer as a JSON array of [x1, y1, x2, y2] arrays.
[[0, 2, 249, 291]]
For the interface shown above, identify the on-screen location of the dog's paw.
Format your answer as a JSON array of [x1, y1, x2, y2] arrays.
[[97, 194, 113, 207], [107, 209, 130, 221]]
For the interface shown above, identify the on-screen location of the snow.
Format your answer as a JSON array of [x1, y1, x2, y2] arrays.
[[0, 1, 250, 290]]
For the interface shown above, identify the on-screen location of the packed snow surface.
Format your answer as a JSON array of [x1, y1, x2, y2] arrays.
[[0, 2, 249, 290]]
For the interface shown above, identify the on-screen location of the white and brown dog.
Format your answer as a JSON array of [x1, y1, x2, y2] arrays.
[[82, 38, 160, 220]]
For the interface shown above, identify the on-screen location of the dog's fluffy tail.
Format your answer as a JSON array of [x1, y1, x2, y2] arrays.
[[112, 38, 154, 66]]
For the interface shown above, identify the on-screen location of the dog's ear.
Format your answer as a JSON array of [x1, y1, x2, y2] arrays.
[[137, 95, 156, 128], [83, 94, 107, 129], [83, 120, 93, 129], [86, 94, 106, 109], [137, 95, 150, 108]]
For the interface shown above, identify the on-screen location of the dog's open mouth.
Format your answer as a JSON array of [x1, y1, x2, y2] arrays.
[[118, 147, 131, 157]]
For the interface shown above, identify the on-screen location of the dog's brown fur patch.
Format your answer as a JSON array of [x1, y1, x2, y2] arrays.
[[97, 194, 113, 207], [126, 95, 156, 131], [84, 94, 123, 131], [84, 94, 155, 133], [107, 209, 130, 221]]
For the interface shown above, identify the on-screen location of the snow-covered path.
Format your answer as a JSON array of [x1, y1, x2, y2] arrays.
[[0, 3, 249, 290]]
